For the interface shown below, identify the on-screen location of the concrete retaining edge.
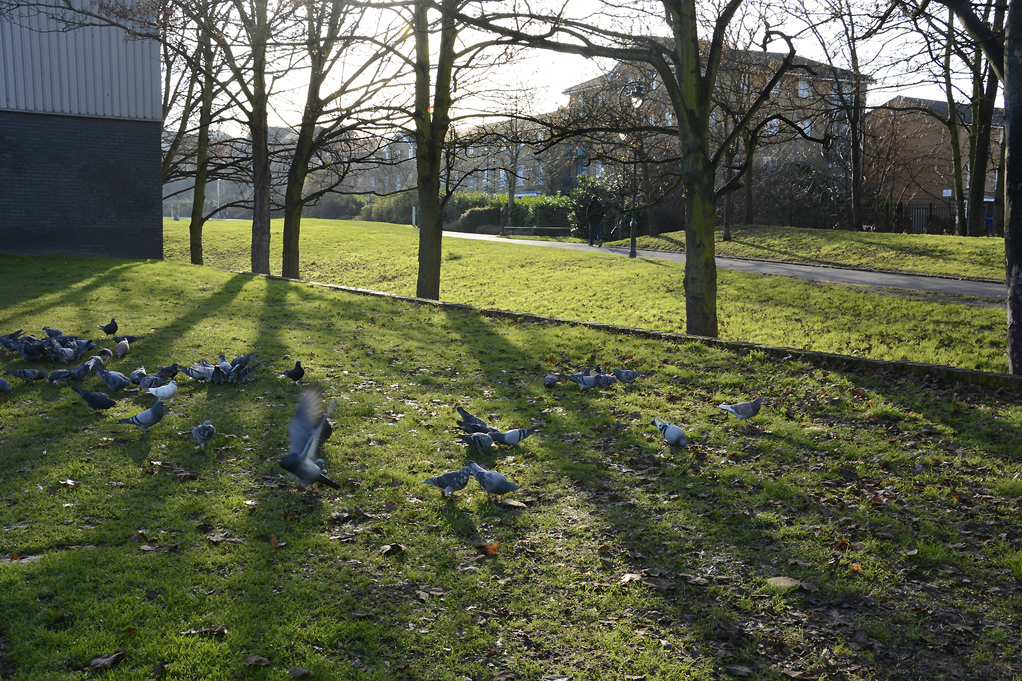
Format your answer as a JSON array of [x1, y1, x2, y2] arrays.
[[238, 269, 1022, 392]]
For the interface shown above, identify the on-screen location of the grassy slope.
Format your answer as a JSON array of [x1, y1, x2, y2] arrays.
[[165, 219, 1007, 372], [606, 224, 1006, 282], [1, 254, 1021, 680]]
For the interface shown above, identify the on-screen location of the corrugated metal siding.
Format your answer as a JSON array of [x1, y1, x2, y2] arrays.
[[0, 1, 160, 121]]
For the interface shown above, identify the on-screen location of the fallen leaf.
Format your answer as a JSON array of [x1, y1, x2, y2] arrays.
[[380, 543, 405, 556], [270, 534, 278, 549], [620, 573, 643, 585], [243, 655, 271, 666], [724, 665, 753, 677], [287, 669, 312, 679], [88, 651, 126, 671], [477, 541, 500, 556]]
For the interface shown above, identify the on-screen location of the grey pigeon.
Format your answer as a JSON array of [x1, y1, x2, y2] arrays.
[[278, 388, 341, 490], [182, 362, 215, 382], [72, 385, 116, 411], [99, 318, 118, 335], [0, 377, 12, 393], [468, 461, 517, 499], [6, 369, 47, 383], [456, 407, 488, 429], [43, 326, 63, 338], [95, 367, 131, 391], [563, 372, 600, 390], [114, 339, 129, 358], [489, 427, 538, 447], [719, 396, 764, 420], [217, 354, 232, 373], [543, 374, 557, 388], [96, 347, 114, 361], [423, 466, 472, 498], [283, 361, 304, 383], [230, 353, 257, 368], [138, 374, 168, 391], [651, 417, 686, 447], [48, 369, 74, 384], [456, 431, 493, 453], [113, 335, 145, 343], [67, 363, 91, 382], [611, 368, 644, 384], [129, 366, 148, 384], [191, 420, 216, 450], [156, 364, 180, 380], [118, 400, 165, 431], [597, 374, 618, 387], [457, 419, 491, 434]]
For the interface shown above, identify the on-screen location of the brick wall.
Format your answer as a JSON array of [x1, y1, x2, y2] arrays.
[[0, 110, 163, 259]]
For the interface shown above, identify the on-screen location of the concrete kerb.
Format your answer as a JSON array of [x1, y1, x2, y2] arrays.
[[244, 269, 1022, 392]]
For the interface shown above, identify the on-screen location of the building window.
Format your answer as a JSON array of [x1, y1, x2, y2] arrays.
[[798, 80, 812, 98], [765, 119, 780, 135], [800, 119, 811, 135]]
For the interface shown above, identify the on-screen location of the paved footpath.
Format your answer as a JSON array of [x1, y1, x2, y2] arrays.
[[443, 231, 1006, 302]]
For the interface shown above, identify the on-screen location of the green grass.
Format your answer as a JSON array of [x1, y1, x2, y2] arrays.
[[2, 253, 1022, 680], [164, 219, 1009, 372], [606, 224, 1006, 282]]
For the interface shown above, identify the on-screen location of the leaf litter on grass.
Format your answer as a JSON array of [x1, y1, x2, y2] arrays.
[[0, 256, 1021, 679]]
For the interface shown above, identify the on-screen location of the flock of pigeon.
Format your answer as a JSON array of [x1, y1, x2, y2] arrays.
[[1, 320, 764, 504]]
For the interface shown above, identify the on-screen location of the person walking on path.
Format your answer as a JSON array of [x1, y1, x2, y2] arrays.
[[587, 196, 605, 247]]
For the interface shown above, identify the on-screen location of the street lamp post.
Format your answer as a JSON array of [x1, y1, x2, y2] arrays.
[[626, 83, 644, 258]]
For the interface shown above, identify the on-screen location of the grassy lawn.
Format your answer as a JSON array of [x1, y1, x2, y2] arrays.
[[164, 219, 1008, 373], [1, 254, 1021, 680], [604, 224, 1006, 283]]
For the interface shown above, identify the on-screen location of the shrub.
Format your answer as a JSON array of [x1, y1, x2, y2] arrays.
[[304, 194, 368, 219], [370, 191, 418, 225], [567, 175, 625, 239], [458, 206, 502, 233]]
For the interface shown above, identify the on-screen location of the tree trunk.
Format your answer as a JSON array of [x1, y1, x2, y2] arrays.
[[249, 2, 271, 275], [743, 134, 754, 224], [967, 59, 1000, 237], [187, 32, 215, 266], [945, 12, 969, 236], [640, 160, 659, 236], [686, 171, 719, 337], [413, 0, 455, 301], [1006, 0, 1022, 372], [281, 120, 316, 279]]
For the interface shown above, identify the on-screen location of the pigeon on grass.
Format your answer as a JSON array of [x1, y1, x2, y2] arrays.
[[0, 377, 12, 393], [719, 396, 764, 420], [651, 417, 687, 447], [115, 339, 129, 358], [48, 370, 73, 384], [282, 361, 305, 384], [95, 368, 131, 391], [562, 372, 600, 390], [543, 375, 557, 388], [191, 420, 216, 450], [612, 368, 644, 384], [489, 427, 538, 447], [118, 400, 165, 432], [72, 385, 116, 411], [278, 388, 341, 490], [468, 461, 518, 500], [456, 432, 493, 454], [423, 466, 472, 498], [43, 327, 63, 338], [456, 407, 488, 430], [147, 380, 178, 401], [6, 369, 47, 383], [99, 318, 118, 336]]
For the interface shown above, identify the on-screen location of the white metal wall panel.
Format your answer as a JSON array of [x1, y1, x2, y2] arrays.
[[0, 0, 161, 121]]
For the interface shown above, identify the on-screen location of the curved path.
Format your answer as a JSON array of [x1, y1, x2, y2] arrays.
[[443, 231, 1006, 302]]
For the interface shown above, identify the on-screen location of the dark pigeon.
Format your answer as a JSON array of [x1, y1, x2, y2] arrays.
[[99, 318, 118, 335], [6, 369, 47, 383], [283, 361, 304, 383], [72, 385, 116, 411]]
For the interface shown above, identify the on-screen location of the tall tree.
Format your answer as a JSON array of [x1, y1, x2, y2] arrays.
[[448, 1, 803, 336]]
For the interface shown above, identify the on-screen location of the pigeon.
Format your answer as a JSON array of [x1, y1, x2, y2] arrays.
[[457, 419, 492, 434], [94, 367, 131, 391], [96, 347, 114, 361], [0, 377, 11, 393], [115, 339, 129, 358], [138, 374, 168, 391], [456, 407, 488, 430], [6, 369, 47, 383], [230, 353, 257, 368], [468, 461, 518, 499], [597, 374, 618, 387], [651, 417, 686, 447], [563, 372, 600, 389], [489, 427, 538, 447], [113, 335, 145, 343], [191, 420, 216, 450], [147, 380, 177, 401], [457, 432, 493, 454], [282, 361, 304, 383], [48, 369, 74, 384], [67, 363, 91, 382], [117, 400, 165, 431], [217, 354, 232, 373], [612, 368, 644, 384], [719, 396, 764, 420], [278, 388, 341, 490], [43, 326, 63, 338], [156, 363, 180, 380], [99, 318, 118, 335], [543, 374, 557, 388], [129, 366, 148, 384], [72, 385, 116, 411], [182, 362, 215, 382], [423, 466, 472, 498]]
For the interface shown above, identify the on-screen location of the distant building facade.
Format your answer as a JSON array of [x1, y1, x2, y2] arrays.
[[0, 0, 163, 258]]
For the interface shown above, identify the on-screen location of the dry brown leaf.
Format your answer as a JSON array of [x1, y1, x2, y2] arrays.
[[243, 655, 270, 666]]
